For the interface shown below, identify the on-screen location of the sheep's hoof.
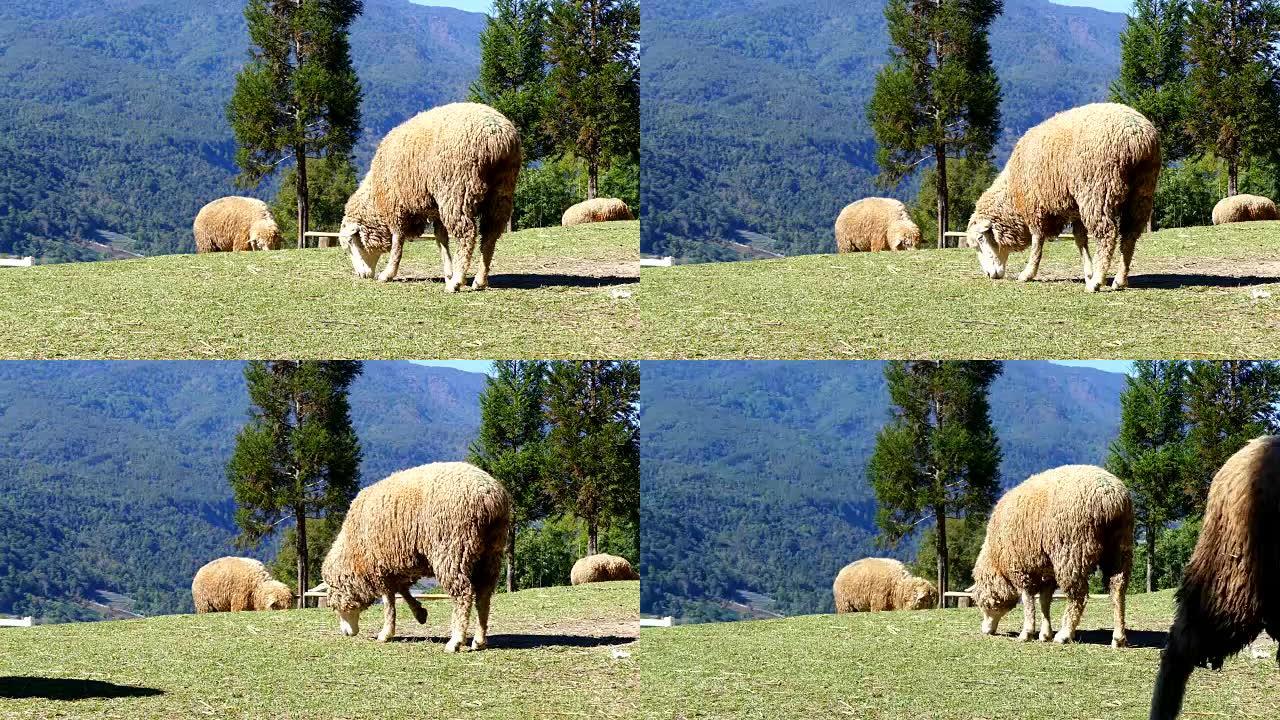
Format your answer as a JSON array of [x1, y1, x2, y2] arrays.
[[470, 638, 487, 651], [1111, 278, 1128, 291], [1016, 632, 1033, 642], [1053, 633, 1072, 644], [1112, 636, 1129, 649], [444, 282, 462, 294], [376, 629, 394, 643], [412, 608, 428, 624], [355, 269, 374, 280], [376, 274, 395, 283], [471, 278, 489, 291], [1017, 272, 1035, 283], [1039, 631, 1053, 642]]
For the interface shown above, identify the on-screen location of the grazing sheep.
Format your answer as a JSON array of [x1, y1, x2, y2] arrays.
[[966, 103, 1161, 292], [570, 553, 640, 585], [191, 557, 293, 613], [193, 197, 283, 253], [833, 558, 938, 613], [1150, 436, 1280, 720], [834, 198, 922, 252], [337, 103, 521, 293], [562, 198, 635, 226], [1211, 194, 1279, 225], [972, 465, 1133, 647], [321, 462, 511, 650], [337, 176, 402, 280]]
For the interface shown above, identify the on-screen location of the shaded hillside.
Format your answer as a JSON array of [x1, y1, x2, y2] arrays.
[[0, 0, 484, 262], [0, 361, 486, 621], [640, 0, 1127, 261], [639, 360, 1127, 621]]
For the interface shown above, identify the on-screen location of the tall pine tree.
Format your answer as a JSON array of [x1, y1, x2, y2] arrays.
[[546, 0, 640, 199], [228, 361, 363, 604], [1184, 360, 1280, 509], [468, 361, 552, 592], [543, 360, 640, 555], [1185, 0, 1280, 196], [867, 361, 1003, 604], [1111, 0, 1192, 164], [227, 0, 364, 248], [470, 0, 553, 163], [1106, 361, 1189, 592], [868, 0, 1003, 248]]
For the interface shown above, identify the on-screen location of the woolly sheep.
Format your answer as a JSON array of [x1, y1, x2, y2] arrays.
[[337, 103, 521, 293], [1150, 436, 1280, 719], [833, 558, 938, 613], [966, 103, 1161, 292], [321, 462, 511, 651], [570, 553, 640, 585], [193, 197, 283, 253], [561, 198, 635, 226], [1211, 194, 1279, 225], [191, 557, 293, 613], [834, 198, 922, 252], [971, 465, 1133, 647]]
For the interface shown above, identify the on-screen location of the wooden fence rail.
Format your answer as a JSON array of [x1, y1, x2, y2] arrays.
[[0, 617, 34, 627], [0, 257, 34, 268]]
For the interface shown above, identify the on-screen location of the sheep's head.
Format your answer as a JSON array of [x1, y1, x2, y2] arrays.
[[967, 215, 1011, 279], [257, 581, 294, 611], [900, 576, 938, 610], [970, 555, 1018, 635], [250, 219, 283, 250], [326, 585, 366, 637], [889, 220, 922, 251], [338, 216, 386, 279]]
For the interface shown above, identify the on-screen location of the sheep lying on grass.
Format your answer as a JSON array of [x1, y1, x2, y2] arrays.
[[570, 553, 639, 585], [966, 103, 1160, 292], [1151, 436, 1280, 720], [562, 198, 634, 226], [972, 465, 1133, 647], [834, 198, 921, 252], [191, 557, 292, 613], [338, 103, 521, 293], [833, 558, 937, 612], [1212, 194, 1279, 225], [193, 197, 283, 253], [321, 462, 511, 650]]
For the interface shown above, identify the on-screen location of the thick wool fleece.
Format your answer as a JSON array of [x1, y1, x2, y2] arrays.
[[562, 198, 634, 226], [339, 103, 521, 292], [191, 557, 293, 612], [193, 196, 282, 253], [570, 553, 640, 585], [1151, 436, 1280, 720], [321, 462, 511, 651], [833, 558, 938, 612], [1212, 194, 1279, 225], [966, 103, 1160, 292], [972, 465, 1133, 647], [834, 197, 922, 252]]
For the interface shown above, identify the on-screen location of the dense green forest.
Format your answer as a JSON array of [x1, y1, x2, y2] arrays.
[[640, 0, 1127, 261], [0, 361, 486, 622], [639, 361, 1127, 622], [0, 0, 484, 262]]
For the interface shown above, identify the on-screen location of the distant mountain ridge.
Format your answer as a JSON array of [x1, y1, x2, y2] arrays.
[[639, 361, 1128, 621], [0, 361, 487, 622], [0, 0, 485, 262], [640, 0, 1128, 261]]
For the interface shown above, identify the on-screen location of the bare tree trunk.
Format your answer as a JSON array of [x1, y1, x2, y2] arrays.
[[588, 520, 599, 555], [935, 144, 948, 249], [935, 503, 948, 608], [587, 157, 599, 201], [296, 144, 310, 249], [1146, 523, 1156, 593], [506, 527, 517, 593], [1227, 156, 1238, 197], [295, 505, 308, 609]]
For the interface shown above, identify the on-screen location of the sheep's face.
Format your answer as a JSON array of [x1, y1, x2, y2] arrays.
[[902, 578, 938, 610], [967, 217, 1010, 279], [971, 567, 1018, 635], [339, 219, 384, 278], [890, 221, 922, 251], [259, 582, 294, 611], [328, 588, 364, 636], [250, 220, 283, 250]]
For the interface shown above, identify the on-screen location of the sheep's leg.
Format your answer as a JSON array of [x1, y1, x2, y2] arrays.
[[349, 244, 374, 279], [1054, 594, 1086, 644], [1018, 233, 1045, 282], [377, 232, 404, 283], [1073, 224, 1093, 281], [1017, 589, 1037, 641], [472, 234, 499, 291], [377, 591, 396, 642], [1109, 572, 1128, 648], [435, 222, 453, 283], [444, 590, 474, 653], [1085, 217, 1118, 293], [470, 554, 502, 650], [1113, 234, 1138, 290], [472, 590, 491, 650], [1038, 589, 1054, 641], [472, 195, 512, 291], [400, 585, 428, 625]]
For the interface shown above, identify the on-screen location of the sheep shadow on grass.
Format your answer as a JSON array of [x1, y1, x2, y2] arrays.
[[993, 629, 1167, 649], [388, 634, 636, 650], [383, 274, 638, 290], [1025, 274, 1279, 291], [0, 677, 165, 700]]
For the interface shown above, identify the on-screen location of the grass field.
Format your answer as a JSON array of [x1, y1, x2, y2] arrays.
[[636, 590, 1278, 719], [0, 582, 638, 719], [0, 222, 638, 359], [640, 222, 1280, 359]]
